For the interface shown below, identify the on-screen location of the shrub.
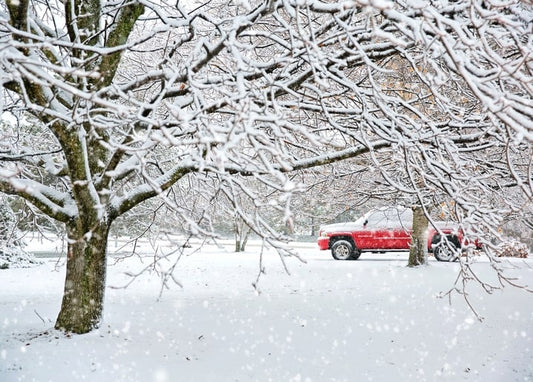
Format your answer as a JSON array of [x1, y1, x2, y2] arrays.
[[495, 239, 529, 258]]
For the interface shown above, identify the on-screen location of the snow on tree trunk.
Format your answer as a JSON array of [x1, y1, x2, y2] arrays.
[[408, 206, 429, 267], [235, 238, 244, 253], [234, 217, 251, 252], [235, 230, 250, 253], [55, 223, 110, 334]]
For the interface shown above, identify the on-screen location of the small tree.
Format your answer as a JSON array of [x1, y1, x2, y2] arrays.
[[234, 216, 251, 252], [0, 195, 37, 268]]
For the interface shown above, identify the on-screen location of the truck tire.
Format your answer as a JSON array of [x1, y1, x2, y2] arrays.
[[331, 240, 360, 260], [433, 235, 460, 262]]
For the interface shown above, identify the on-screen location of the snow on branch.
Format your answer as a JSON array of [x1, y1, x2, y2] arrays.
[[0, 174, 76, 222], [0, 0, 530, 247]]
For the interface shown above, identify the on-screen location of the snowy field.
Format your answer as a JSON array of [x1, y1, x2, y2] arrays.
[[1, 238, 533, 382]]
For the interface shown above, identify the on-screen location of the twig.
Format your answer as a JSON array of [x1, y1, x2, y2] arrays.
[[34, 309, 46, 324]]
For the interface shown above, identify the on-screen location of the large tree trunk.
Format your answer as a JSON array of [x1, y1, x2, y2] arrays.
[[408, 205, 429, 267], [55, 222, 110, 333]]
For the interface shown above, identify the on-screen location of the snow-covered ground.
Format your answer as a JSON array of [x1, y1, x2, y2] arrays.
[[1, 238, 532, 382]]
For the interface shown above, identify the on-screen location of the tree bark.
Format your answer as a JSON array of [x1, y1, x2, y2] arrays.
[[234, 223, 250, 252], [235, 237, 242, 252], [55, 222, 110, 333], [240, 229, 250, 252], [234, 215, 251, 252], [408, 205, 429, 267]]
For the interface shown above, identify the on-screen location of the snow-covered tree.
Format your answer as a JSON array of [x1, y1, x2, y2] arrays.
[[1, 0, 531, 333], [0, 194, 38, 269], [0, 195, 20, 268]]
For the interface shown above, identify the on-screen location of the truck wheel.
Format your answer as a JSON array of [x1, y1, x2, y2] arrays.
[[433, 236, 460, 262], [331, 240, 358, 260]]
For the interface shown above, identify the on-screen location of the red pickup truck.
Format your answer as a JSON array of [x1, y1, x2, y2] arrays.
[[317, 207, 469, 261]]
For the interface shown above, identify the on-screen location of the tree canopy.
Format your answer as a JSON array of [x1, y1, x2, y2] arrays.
[[0, 0, 532, 332]]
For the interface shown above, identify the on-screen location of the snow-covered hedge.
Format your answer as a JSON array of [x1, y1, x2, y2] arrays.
[[0, 246, 41, 269]]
